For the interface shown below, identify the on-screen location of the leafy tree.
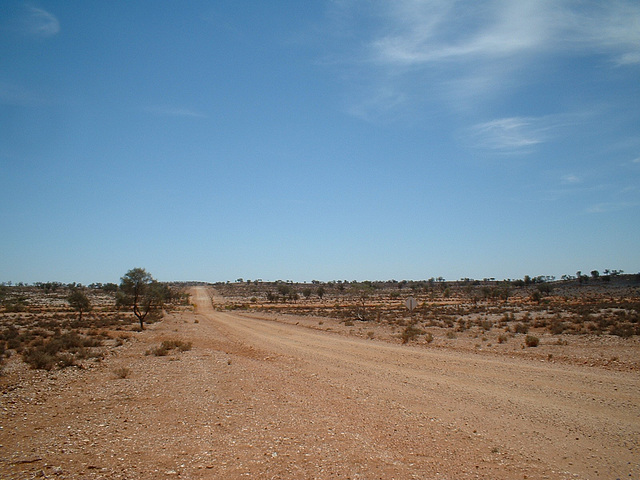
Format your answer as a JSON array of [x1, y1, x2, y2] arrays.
[[67, 289, 91, 321], [277, 284, 293, 302], [102, 282, 118, 293], [119, 268, 163, 330], [591, 270, 600, 280]]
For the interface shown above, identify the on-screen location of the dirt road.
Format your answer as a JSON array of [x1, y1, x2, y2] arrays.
[[1, 286, 638, 479]]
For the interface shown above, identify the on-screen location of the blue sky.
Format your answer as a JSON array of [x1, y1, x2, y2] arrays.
[[1, 1, 639, 284]]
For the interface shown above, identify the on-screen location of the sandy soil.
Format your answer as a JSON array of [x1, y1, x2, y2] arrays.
[[1, 286, 638, 479]]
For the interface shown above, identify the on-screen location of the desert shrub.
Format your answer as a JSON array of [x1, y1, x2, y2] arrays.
[[533, 316, 548, 328], [23, 349, 56, 370], [497, 334, 508, 344], [1, 325, 19, 341], [148, 344, 170, 356], [113, 366, 131, 379], [513, 322, 529, 334], [525, 335, 540, 347], [56, 353, 76, 368], [480, 319, 493, 331], [401, 325, 425, 344], [609, 323, 636, 338], [456, 319, 469, 331], [548, 320, 567, 335], [7, 337, 23, 352], [4, 301, 28, 313], [161, 339, 191, 352], [44, 332, 101, 355], [147, 339, 192, 356], [20, 331, 102, 370]]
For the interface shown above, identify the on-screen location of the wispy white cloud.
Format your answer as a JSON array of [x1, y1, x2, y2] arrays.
[[586, 202, 638, 214], [465, 108, 596, 155], [561, 174, 582, 185], [370, 0, 557, 66], [329, 0, 640, 115], [470, 117, 544, 152], [145, 106, 207, 118], [465, 114, 573, 153], [366, 0, 640, 67], [0, 4, 59, 38], [26, 6, 60, 37], [615, 52, 640, 66], [575, 2, 640, 66]]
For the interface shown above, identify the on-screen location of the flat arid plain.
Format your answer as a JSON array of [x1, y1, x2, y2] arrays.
[[1, 278, 639, 479]]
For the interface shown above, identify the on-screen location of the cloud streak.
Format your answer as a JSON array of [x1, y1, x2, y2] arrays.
[[329, 0, 640, 116], [26, 6, 60, 37], [561, 174, 582, 185], [586, 202, 638, 214], [464, 112, 586, 154], [367, 0, 640, 67], [370, 1, 554, 65], [469, 117, 544, 152], [465, 110, 595, 154]]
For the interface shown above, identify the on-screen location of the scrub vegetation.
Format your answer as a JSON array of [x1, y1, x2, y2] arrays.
[[0, 271, 191, 372], [211, 273, 640, 345]]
